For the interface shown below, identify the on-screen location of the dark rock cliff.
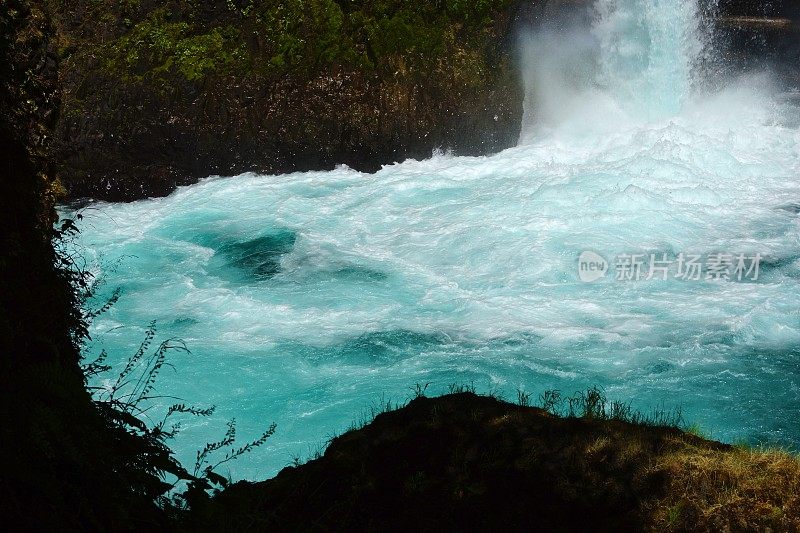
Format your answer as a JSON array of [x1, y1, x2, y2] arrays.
[[186, 392, 800, 532], [714, 0, 800, 86], [0, 3, 170, 528], [47, 0, 800, 202], [49, 0, 524, 201]]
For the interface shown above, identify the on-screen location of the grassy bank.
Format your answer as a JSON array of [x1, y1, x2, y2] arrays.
[[187, 389, 800, 531]]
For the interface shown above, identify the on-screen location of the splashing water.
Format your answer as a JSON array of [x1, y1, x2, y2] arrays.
[[595, 0, 702, 115], [74, 0, 800, 480], [520, 0, 707, 136]]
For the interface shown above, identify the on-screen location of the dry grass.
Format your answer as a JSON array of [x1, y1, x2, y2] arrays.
[[646, 438, 800, 532], [195, 391, 800, 531]]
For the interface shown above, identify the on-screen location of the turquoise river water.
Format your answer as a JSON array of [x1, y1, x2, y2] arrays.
[[73, 0, 800, 480]]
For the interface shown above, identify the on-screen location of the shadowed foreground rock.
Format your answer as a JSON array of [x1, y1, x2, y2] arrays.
[[188, 393, 800, 532]]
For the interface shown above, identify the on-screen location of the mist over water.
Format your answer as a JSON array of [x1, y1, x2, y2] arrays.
[[75, 0, 800, 479], [520, 0, 708, 137]]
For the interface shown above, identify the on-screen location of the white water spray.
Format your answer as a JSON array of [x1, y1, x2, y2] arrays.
[[75, 0, 800, 479], [519, 0, 714, 139]]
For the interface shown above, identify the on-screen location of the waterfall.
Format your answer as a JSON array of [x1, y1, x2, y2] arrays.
[[594, 0, 702, 115], [74, 0, 800, 480], [519, 0, 718, 140]]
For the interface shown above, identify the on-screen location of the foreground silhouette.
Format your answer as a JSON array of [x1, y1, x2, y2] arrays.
[[190, 392, 800, 532]]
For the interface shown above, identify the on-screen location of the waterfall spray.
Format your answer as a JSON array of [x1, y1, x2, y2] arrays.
[[518, 0, 720, 141], [74, 0, 800, 480], [594, 0, 702, 115]]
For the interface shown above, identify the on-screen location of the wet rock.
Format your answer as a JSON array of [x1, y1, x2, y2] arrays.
[[51, 1, 524, 202]]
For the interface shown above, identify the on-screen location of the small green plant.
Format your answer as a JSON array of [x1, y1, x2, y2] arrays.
[[538, 389, 562, 414], [289, 453, 303, 467], [516, 389, 532, 407], [411, 382, 430, 398], [569, 386, 606, 419], [448, 381, 477, 394], [83, 313, 275, 509], [486, 389, 504, 401], [666, 502, 683, 525], [637, 404, 684, 428], [347, 394, 402, 432], [187, 418, 276, 497], [686, 422, 710, 439], [608, 399, 633, 421], [556, 386, 683, 428]]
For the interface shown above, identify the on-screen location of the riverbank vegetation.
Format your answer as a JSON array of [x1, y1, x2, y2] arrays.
[[3, 1, 800, 531], [50, 0, 513, 82], [187, 388, 800, 531]]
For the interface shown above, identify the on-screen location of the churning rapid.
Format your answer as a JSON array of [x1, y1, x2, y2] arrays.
[[75, 0, 800, 479]]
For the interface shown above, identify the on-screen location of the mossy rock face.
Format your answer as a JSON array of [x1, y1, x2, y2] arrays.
[[103, 9, 249, 82], [48, 0, 800, 200], [48, 0, 523, 201]]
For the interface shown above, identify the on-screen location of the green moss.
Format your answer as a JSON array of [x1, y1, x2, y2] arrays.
[[104, 9, 247, 82], [368, 11, 447, 58], [253, 0, 363, 75], [91, 0, 512, 83], [444, 0, 504, 25]]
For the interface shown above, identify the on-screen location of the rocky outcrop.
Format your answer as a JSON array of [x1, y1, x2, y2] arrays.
[[50, 1, 524, 201], [187, 392, 800, 532], [1, 0, 73, 374], [0, 4, 173, 529], [714, 0, 800, 86], [48, 0, 800, 202]]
